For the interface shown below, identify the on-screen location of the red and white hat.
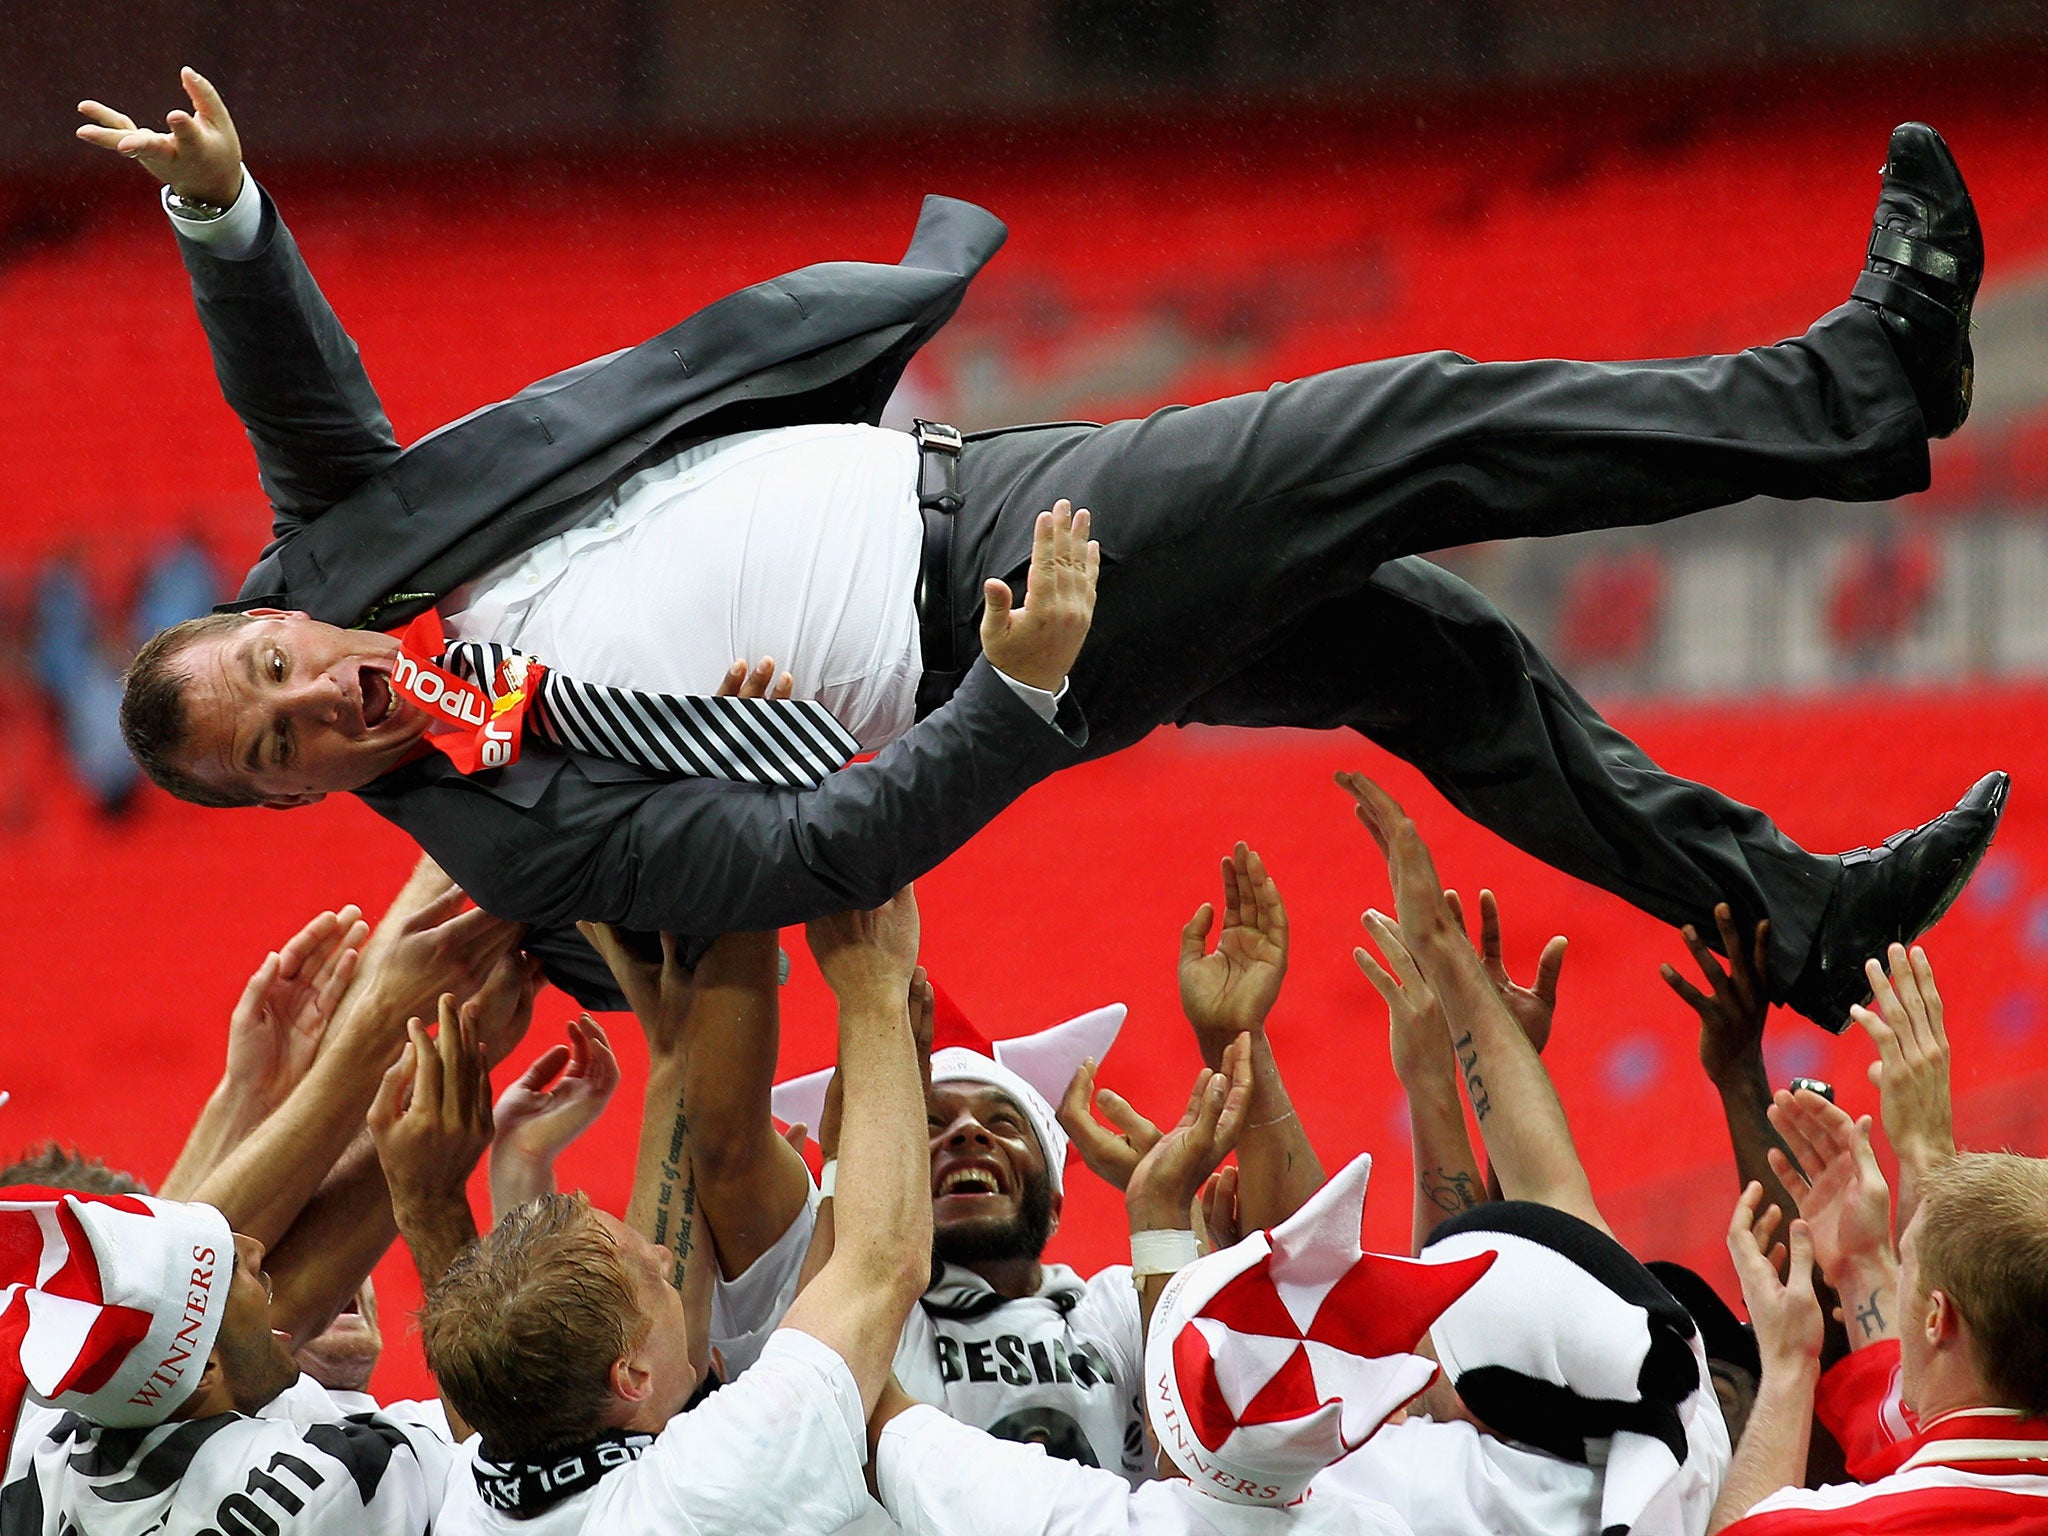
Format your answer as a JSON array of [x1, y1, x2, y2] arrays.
[[1146, 1156, 1495, 1508], [772, 984, 1125, 1194], [0, 1187, 233, 1457]]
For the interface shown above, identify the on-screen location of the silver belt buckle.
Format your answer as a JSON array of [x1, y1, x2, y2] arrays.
[[912, 419, 963, 455]]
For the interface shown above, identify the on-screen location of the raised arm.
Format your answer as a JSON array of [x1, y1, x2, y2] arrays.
[[1121, 1037, 1253, 1336], [1852, 942, 1956, 1235], [367, 999, 497, 1441], [77, 68, 400, 530], [1663, 905, 1805, 1222], [1708, 1188, 1824, 1534], [1764, 1089, 1899, 1354], [779, 890, 929, 1417], [191, 861, 522, 1248], [640, 929, 812, 1281], [487, 1015, 621, 1223], [248, 943, 537, 1347], [1356, 912, 1487, 1253], [160, 903, 367, 1198], [1175, 844, 1324, 1229], [1339, 772, 1608, 1234]]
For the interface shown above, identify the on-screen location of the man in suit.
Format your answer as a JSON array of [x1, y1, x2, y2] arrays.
[[87, 70, 2003, 1026]]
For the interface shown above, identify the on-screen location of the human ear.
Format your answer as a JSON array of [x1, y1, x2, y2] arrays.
[[261, 793, 326, 810], [1926, 1288, 1959, 1344], [243, 607, 309, 620], [608, 1354, 653, 1406], [1046, 1189, 1063, 1236]]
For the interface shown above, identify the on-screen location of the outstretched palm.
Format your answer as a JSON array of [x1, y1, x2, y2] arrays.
[[1179, 842, 1288, 1045], [224, 906, 368, 1111]]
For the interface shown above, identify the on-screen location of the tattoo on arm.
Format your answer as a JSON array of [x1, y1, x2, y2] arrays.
[[1854, 1291, 1886, 1338], [1420, 1167, 1481, 1214], [1452, 1031, 1493, 1122], [651, 1093, 697, 1292]]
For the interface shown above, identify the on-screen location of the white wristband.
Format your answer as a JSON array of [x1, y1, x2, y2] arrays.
[[1130, 1227, 1199, 1278], [818, 1159, 838, 1200]]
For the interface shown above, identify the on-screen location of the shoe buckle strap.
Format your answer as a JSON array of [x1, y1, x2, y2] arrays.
[[1868, 227, 1961, 286]]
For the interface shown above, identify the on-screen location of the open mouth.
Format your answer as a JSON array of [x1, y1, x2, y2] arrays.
[[936, 1167, 1004, 1198], [361, 668, 393, 728]]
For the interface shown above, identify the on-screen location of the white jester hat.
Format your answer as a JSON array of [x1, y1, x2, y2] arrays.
[[771, 983, 1126, 1194], [0, 1187, 235, 1463], [1146, 1155, 1497, 1508]]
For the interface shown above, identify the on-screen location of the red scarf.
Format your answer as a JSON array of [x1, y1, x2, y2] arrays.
[[385, 611, 545, 774]]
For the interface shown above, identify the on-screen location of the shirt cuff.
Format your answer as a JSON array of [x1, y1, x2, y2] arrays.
[[992, 668, 1067, 724], [875, 1405, 959, 1526], [161, 170, 262, 259]]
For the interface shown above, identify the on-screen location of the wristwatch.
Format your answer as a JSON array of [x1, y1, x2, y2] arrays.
[[164, 188, 230, 221]]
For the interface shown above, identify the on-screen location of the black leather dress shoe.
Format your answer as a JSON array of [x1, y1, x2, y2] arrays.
[[1783, 771, 2009, 1032], [1851, 123, 1983, 439]]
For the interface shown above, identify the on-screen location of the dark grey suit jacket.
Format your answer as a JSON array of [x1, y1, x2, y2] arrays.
[[184, 191, 1085, 1006]]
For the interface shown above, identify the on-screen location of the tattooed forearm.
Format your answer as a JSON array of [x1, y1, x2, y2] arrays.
[[1421, 1167, 1482, 1214], [1452, 1031, 1493, 1121], [1854, 1290, 1886, 1338], [651, 1092, 697, 1290]]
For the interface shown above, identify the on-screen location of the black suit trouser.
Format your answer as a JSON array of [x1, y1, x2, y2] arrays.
[[938, 302, 1928, 991]]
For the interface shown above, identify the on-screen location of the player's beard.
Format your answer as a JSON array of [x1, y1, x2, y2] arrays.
[[933, 1166, 1057, 1267]]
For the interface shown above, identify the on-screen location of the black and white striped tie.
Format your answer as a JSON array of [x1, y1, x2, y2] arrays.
[[442, 642, 860, 790]]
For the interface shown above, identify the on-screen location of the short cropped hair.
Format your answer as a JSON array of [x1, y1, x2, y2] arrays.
[[420, 1192, 646, 1460], [1916, 1153, 2048, 1415], [0, 1143, 150, 1196], [120, 613, 260, 809]]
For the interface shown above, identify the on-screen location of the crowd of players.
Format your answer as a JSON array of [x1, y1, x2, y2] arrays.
[[2, 774, 2044, 1536]]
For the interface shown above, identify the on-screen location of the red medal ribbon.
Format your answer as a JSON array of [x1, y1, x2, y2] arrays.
[[387, 611, 545, 774]]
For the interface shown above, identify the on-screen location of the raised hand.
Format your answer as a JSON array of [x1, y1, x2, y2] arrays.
[[805, 887, 921, 1005], [1662, 903, 1772, 1086], [1462, 889, 1566, 1055], [1179, 842, 1289, 1048], [1852, 942, 1954, 1232], [491, 1016, 621, 1220], [461, 950, 546, 1069], [1125, 1035, 1254, 1232], [1354, 909, 1451, 1087], [224, 905, 369, 1112], [1195, 1166, 1243, 1254], [368, 995, 495, 1224], [1727, 1182, 1824, 1376], [353, 865, 525, 1029], [76, 67, 244, 207], [578, 923, 696, 1058], [1765, 1089, 1895, 1333], [1056, 1056, 1164, 1193], [980, 499, 1099, 693], [1335, 772, 1456, 947]]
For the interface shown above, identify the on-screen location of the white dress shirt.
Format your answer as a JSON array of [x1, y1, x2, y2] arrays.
[[441, 422, 926, 750], [168, 176, 1064, 747]]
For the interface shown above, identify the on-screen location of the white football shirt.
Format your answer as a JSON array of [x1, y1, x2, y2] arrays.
[[877, 1403, 1417, 1536], [431, 1329, 869, 1536], [712, 1199, 1150, 1486], [1, 1375, 453, 1536]]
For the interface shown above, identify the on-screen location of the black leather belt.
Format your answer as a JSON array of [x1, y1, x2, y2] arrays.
[[913, 419, 965, 714]]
